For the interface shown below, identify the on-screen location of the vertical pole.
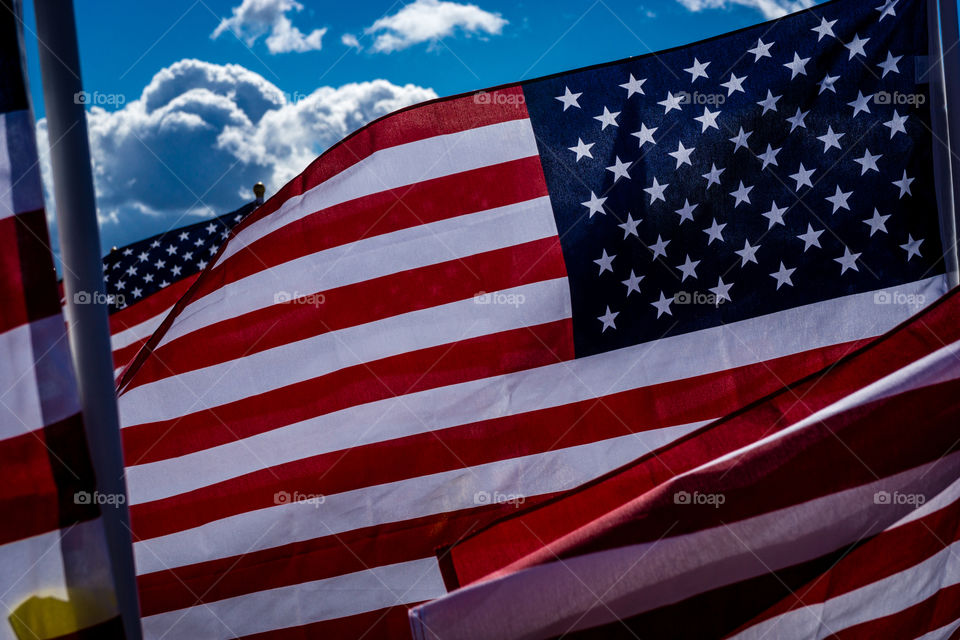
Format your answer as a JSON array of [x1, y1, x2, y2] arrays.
[[935, 0, 960, 287], [33, 2, 142, 638]]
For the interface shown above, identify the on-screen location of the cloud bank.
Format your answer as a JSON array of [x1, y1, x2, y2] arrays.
[[212, 0, 327, 53], [674, 0, 815, 19], [365, 0, 508, 53]]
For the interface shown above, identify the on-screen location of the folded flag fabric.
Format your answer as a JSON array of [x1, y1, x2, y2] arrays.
[[0, 1, 122, 637], [115, 0, 954, 636], [101, 203, 254, 376], [410, 285, 960, 640]]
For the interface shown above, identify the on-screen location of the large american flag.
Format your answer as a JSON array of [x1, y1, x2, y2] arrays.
[[118, 0, 952, 636], [0, 1, 121, 637], [410, 287, 960, 639]]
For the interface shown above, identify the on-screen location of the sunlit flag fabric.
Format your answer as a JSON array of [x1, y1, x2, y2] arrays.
[[409, 286, 960, 639], [0, 0, 122, 638], [103, 203, 254, 376], [117, 0, 953, 637]]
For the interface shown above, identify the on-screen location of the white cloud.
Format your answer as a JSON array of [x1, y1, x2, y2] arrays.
[[365, 0, 507, 53], [674, 0, 815, 19], [341, 33, 361, 49], [36, 59, 436, 248], [212, 0, 327, 53]]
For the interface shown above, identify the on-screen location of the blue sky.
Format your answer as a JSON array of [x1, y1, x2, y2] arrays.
[[17, 0, 831, 253]]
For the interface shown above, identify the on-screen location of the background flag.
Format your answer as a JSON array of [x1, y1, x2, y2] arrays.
[[115, 0, 953, 636]]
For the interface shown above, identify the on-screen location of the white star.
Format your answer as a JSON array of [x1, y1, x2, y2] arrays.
[[598, 306, 619, 332], [797, 224, 824, 252], [651, 292, 673, 318], [178, 231, 189, 241], [884, 110, 908, 138], [582, 191, 607, 217], [704, 218, 727, 245], [183, 251, 193, 261], [817, 125, 845, 152], [594, 106, 620, 129], [125, 265, 137, 276], [761, 201, 789, 228], [132, 287, 143, 298], [834, 247, 861, 274], [632, 123, 658, 147], [159, 280, 169, 288], [811, 17, 837, 41], [756, 144, 781, 170], [555, 87, 582, 110], [205, 222, 218, 234], [770, 262, 796, 290], [825, 185, 852, 213], [137, 251, 148, 262], [620, 74, 646, 97], [694, 106, 720, 132], [594, 249, 616, 274], [644, 177, 669, 204], [171, 265, 182, 276], [197, 260, 208, 270], [863, 208, 891, 236], [854, 149, 882, 175], [876, 0, 897, 20], [154, 259, 165, 269], [606, 156, 631, 181], [649, 235, 671, 260], [618, 213, 641, 238], [748, 38, 774, 61], [668, 140, 696, 168], [569, 137, 594, 161], [676, 255, 700, 282], [122, 247, 133, 256], [658, 91, 684, 113], [720, 73, 747, 95], [847, 91, 873, 117], [844, 34, 870, 59], [143, 273, 153, 283], [784, 52, 811, 78], [115, 280, 125, 290], [818, 74, 839, 95], [622, 271, 644, 296], [194, 237, 205, 246], [900, 234, 924, 260], [877, 51, 902, 77], [685, 57, 711, 82], [786, 107, 809, 132], [702, 163, 724, 189], [893, 170, 915, 198], [674, 199, 698, 224], [757, 90, 781, 115], [150, 240, 160, 248], [709, 277, 733, 304], [729, 126, 752, 153], [166, 245, 177, 255], [790, 163, 816, 190], [735, 239, 761, 266], [730, 181, 753, 208]]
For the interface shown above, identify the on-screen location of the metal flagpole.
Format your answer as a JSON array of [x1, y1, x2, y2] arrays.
[[33, 1, 142, 637], [933, 0, 960, 288]]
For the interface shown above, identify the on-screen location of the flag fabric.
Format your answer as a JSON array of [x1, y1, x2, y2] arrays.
[[409, 286, 960, 639], [117, 0, 951, 636], [103, 203, 254, 376], [0, 1, 122, 638]]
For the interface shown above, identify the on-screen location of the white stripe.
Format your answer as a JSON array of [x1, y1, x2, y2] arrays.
[[133, 431, 672, 574], [0, 315, 80, 441], [140, 557, 444, 640], [216, 119, 538, 265], [161, 195, 558, 347], [110, 308, 167, 351], [125, 277, 945, 502], [119, 277, 571, 427], [914, 619, 960, 640], [0, 110, 44, 220]]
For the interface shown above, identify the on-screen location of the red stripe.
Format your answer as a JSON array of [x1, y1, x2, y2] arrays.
[[128, 237, 565, 387], [130, 339, 862, 540], [835, 582, 960, 640], [232, 88, 528, 238], [109, 274, 198, 334], [122, 319, 575, 465], [205, 156, 548, 295], [0, 209, 59, 334], [112, 337, 147, 371]]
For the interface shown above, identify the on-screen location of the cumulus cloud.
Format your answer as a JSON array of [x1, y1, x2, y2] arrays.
[[341, 33, 361, 49], [365, 0, 507, 53], [36, 59, 435, 248], [674, 0, 815, 19], [212, 0, 327, 53]]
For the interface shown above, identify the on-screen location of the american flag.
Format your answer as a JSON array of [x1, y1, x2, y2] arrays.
[[0, 1, 121, 637], [117, 0, 951, 636], [410, 287, 960, 639], [104, 203, 254, 376]]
